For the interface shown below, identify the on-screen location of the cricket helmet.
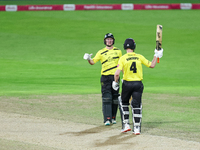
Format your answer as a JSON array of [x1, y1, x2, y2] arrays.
[[104, 33, 115, 46], [123, 38, 136, 50]]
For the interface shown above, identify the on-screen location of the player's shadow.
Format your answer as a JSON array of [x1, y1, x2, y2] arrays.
[[60, 125, 136, 147], [94, 133, 135, 147], [59, 125, 113, 136]]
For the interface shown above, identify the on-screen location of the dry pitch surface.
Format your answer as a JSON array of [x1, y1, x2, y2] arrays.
[[0, 111, 200, 150]]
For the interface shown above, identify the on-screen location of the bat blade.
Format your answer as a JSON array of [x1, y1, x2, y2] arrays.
[[156, 25, 163, 63]]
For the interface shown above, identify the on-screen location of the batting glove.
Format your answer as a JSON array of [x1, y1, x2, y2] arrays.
[[154, 48, 163, 58], [83, 53, 93, 60], [112, 81, 119, 91]]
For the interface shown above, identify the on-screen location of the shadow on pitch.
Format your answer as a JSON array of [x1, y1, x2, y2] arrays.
[[60, 124, 136, 147], [59, 125, 115, 136], [94, 133, 135, 147]]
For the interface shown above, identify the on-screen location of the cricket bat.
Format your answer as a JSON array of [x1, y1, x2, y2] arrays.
[[156, 25, 163, 63]]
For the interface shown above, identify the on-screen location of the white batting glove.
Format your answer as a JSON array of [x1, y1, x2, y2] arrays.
[[112, 81, 119, 91], [83, 53, 93, 60], [154, 48, 163, 58]]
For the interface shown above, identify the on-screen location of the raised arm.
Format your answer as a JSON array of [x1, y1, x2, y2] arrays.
[[150, 56, 157, 68], [88, 59, 95, 65], [150, 49, 163, 68], [83, 53, 95, 65]]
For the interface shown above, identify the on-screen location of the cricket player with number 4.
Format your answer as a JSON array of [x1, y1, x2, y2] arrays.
[[83, 33, 122, 126], [112, 38, 163, 135]]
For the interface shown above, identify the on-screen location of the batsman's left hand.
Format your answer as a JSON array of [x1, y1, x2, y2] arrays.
[[112, 81, 119, 91], [154, 48, 163, 58]]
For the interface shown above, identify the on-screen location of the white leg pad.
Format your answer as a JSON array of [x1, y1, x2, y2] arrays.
[[118, 96, 129, 124], [131, 104, 142, 125]]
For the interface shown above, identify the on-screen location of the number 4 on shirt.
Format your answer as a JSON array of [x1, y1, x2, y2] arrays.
[[130, 62, 137, 73]]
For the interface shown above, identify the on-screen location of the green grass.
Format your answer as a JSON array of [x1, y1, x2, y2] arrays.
[[0, 8, 200, 143], [0, 10, 200, 96]]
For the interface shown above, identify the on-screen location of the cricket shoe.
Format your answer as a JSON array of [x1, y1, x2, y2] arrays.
[[121, 123, 131, 133], [133, 126, 140, 135], [104, 120, 111, 126], [112, 119, 116, 124]]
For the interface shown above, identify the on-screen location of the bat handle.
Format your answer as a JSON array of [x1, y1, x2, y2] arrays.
[[157, 58, 159, 63]]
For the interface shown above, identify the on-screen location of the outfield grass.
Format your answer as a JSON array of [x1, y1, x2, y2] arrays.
[[0, 10, 200, 96]]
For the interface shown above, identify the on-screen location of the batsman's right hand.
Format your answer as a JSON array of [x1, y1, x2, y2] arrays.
[[112, 81, 119, 91], [154, 48, 163, 58], [83, 53, 93, 61]]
